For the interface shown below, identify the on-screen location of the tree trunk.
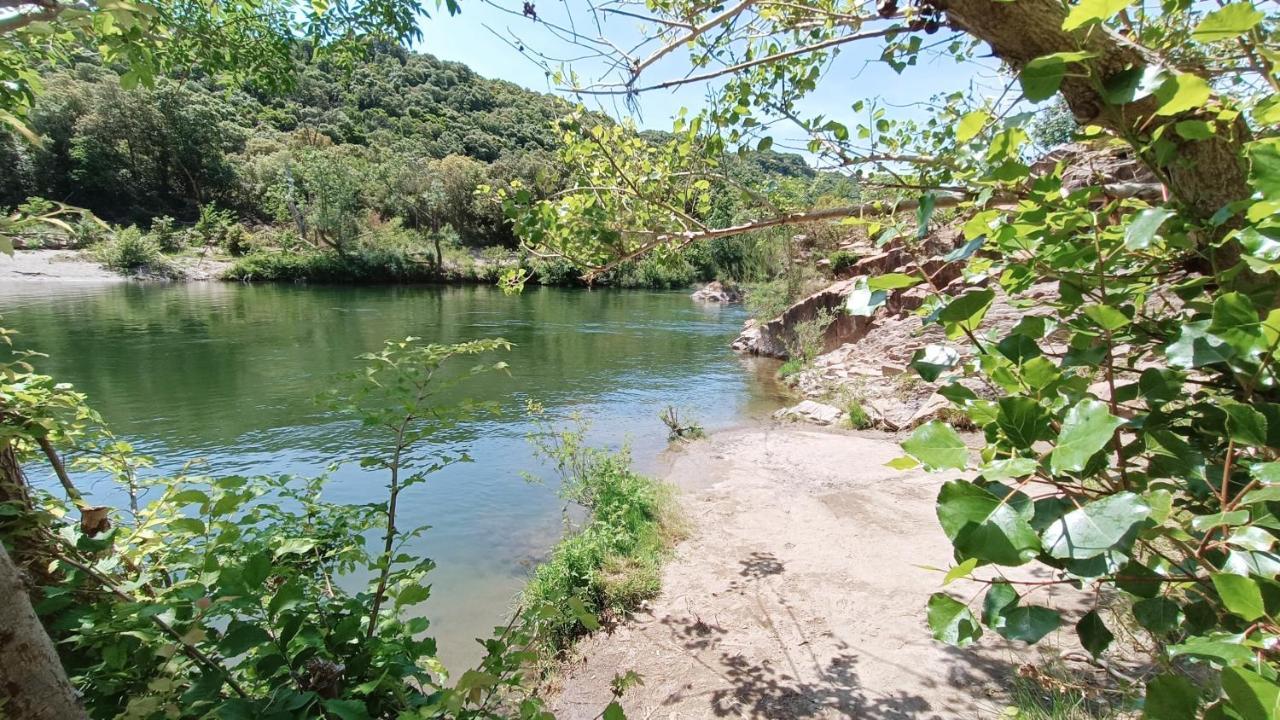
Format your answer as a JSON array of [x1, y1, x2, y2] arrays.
[[0, 542, 86, 720], [939, 0, 1251, 220]]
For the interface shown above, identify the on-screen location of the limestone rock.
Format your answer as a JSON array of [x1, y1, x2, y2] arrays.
[[690, 280, 742, 303]]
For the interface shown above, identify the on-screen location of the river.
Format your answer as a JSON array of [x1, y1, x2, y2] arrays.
[[0, 280, 784, 671]]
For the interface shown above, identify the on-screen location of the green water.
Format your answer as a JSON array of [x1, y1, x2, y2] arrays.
[[0, 281, 785, 670]]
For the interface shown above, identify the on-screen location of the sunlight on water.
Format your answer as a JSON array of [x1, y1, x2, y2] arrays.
[[0, 281, 787, 670]]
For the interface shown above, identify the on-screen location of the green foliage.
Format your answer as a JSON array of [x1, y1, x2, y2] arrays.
[[0, 333, 591, 719], [784, 307, 839, 365], [846, 399, 872, 430], [522, 415, 681, 649], [827, 249, 860, 276], [92, 225, 162, 271], [776, 358, 804, 380]]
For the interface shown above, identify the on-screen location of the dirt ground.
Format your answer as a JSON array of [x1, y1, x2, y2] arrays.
[[551, 424, 1089, 719]]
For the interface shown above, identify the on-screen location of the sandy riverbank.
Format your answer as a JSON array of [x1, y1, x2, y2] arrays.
[[0, 249, 232, 282], [0, 249, 125, 282], [550, 423, 1091, 719]]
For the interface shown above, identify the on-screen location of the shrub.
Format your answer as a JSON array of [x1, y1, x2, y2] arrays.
[[777, 358, 804, 379], [66, 218, 110, 249], [522, 417, 681, 649], [94, 226, 162, 271], [846, 399, 872, 430], [148, 216, 186, 253], [827, 249, 859, 275], [784, 307, 838, 365]]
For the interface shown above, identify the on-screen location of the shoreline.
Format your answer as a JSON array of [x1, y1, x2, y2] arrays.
[[549, 421, 1091, 719]]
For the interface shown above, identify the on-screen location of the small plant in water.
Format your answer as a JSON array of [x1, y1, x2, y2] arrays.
[[659, 406, 705, 442]]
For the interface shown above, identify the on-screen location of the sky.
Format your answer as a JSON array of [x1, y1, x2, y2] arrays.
[[413, 0, 1013, 151]]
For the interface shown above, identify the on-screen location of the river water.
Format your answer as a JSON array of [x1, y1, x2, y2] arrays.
[[0, 281, 784, 670]]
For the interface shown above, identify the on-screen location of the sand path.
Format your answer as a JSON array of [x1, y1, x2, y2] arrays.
[[551, 424, 1086, 719]]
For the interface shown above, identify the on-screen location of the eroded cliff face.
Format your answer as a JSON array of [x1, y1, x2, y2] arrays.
[[743, 142, 1159, 429]]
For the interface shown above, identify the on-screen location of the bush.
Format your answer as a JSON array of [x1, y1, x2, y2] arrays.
[[608, 252, 702, 289], [224, 246, 439, 283], [148, 216, 186, 252], [777, 358, 804, 379], [66, 218, 110, 249], [784, 307, 838, 365], [93, 226, 162, 271], [827, 249, 859, 275]]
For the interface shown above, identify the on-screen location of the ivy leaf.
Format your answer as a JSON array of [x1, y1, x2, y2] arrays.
[[1223, 402, 1269, 447], [936, 480, 1041, 565], [1167, 320, 1232, 368], [926, 593, 982, 647], [997, 606, 1061, 643], [1124, 207, 1175, 249], [1154, 73, 1212, 116], [1212, 573, 1266, 621], [1050, 399, 1125, 474], [1075, 610, 1113, 657], [903, 421, 968, 470], [1040, 491, 1151, 560], [1062, 0, 1131, 30], [998, 397, 1051, 450], [1143, 674, 1201, 720], [1192, 3, 1264, 42]]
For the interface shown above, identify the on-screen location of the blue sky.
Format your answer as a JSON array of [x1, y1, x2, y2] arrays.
[[415, 0, 1010, 148]]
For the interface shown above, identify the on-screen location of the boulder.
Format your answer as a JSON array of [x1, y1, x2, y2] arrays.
[[691, 280, 742, 303], [773, 400, 845, 426]]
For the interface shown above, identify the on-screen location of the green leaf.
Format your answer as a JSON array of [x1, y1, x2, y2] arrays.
[[910, 345, 960, 382], [956, 110, 988, 142], [936, 480, 1041, 565], [603, 702, 627, 720], [756, 136, 773, 152], [1050, 399, 1126, 474], [885, 456, 921, 470], [1221, 667, 1280, 720], [998, 397, 1051, 450], [169, 517, 205, 535], [268, 578, 304, 619], [1223, 402, 1269, 447], [395, 582, 431, 609], [1155, 73, 1213, 116], [1124, 208, 1175, 249], [324, 699, 372, 720], [1143, 674, 1201, 720], [1249, 140, 1280, 199], [982, 582, 1018, 627], [1213, 573, 1266, 621], [1133, 597, 1182, 634], [846, 277, 887, 317], [867, 272, 923, 291], [1041, 491, 1151, 560], [997, 606, 1061, 643], [926, 593, 982, 647], [567, 596, 600, 631], [1102, 65, 1164, 105], [1076, 610, 1113, 657], [903, 422, 968, 470], [1062, 0, 1131, 30], [219, 621, 271, 657], [1167, 320, 1232, 368], [273, 538, 316, 558], [1175, 120, 1215, 140], [1083, 304, 1130, 331], [1192, 3, 1264, 42], [943, 558, 979, 585], [981, 457, 1039, 481], [1168, 635, 1254, 664], [938, 290, 995, 332]]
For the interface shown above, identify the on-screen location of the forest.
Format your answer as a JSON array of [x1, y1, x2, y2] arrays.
[[1, 45, 844, 287]]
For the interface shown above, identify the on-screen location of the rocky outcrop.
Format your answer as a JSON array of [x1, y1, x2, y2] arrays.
[[733, 225, 967, 358], [690, 280, 742, 303]]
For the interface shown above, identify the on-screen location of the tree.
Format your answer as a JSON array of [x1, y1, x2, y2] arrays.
[[503, 0, 1279, 714]]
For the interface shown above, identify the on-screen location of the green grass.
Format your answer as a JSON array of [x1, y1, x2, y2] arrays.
[[778, 358, 805, 379], [846, 399, 873, 429], [521, 449, 682, 650], [1005, 673, 1126, 720]]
